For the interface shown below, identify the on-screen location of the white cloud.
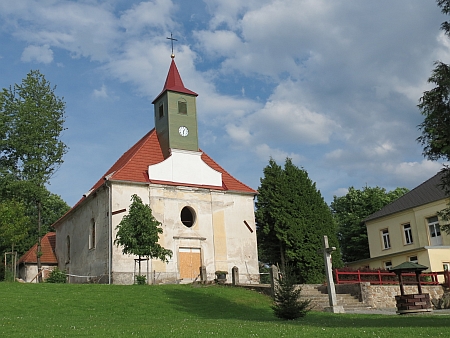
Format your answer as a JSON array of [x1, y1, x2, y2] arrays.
[[93, 85, 109, 99], [119, 0, 177, 35], [21, 44, 53, 64], [254, 143, 302, 163]]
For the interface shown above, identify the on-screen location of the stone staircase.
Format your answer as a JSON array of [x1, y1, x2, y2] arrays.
[[299, 284, 370, 311]]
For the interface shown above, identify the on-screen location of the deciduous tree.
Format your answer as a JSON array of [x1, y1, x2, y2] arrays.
[[331, 186, 409, 263], [0, 70, 67, 281], [256, 158, 342, 284], [418, 0, 450, 230], [115, 194, 172, 281]]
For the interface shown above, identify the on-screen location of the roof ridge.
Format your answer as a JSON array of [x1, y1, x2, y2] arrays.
[[111, 129, 156, 180], [364, 171, 446, 222], [200, 150, 257, 194]]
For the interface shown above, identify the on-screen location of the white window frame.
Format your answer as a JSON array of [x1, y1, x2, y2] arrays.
[[381, 228, 391, 250], [427, 216, 442, 246], [409, 255, 418, 264], [403, 223, 413, 245], [384, 261, 392, 270]]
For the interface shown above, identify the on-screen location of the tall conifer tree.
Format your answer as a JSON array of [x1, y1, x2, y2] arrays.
[[256, 158, 342, 283]]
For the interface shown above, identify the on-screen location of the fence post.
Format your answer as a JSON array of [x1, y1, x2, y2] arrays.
[[378, 269, 382, 284], [200, 266, 207, 283], [357, 270, 361, 283], [232, 266, 239, 286], [334, 269, 339, 284]]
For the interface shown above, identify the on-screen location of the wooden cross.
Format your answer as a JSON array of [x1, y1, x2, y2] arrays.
[[320, 235, 344, 312], [167, 33, 178, 57]]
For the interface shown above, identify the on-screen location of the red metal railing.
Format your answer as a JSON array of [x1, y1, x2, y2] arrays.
[[334, 269, 445, 286]]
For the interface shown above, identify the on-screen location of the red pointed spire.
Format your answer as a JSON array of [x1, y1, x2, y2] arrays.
[[152, 57, 198, 103]]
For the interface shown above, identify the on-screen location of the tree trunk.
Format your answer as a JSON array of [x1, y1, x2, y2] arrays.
[[138, 255, 142, 276], [279, 240, 286, 274], [37, 201, 42, 283]]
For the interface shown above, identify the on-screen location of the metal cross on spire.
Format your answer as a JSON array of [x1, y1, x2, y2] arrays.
[[167, 33, 177, 58]]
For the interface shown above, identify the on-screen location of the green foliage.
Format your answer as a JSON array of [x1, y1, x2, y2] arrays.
[[0, 188, 69, 262], [3, 268, 15, 282], [0, 70, 67, 187], [135, 275, 146, 285], [418, 1, 450, 228], [0, 70, 68, 280], [45, 268, 67, 283], [256, 158, 342, 284], [330, 186, 409, 262], [0, 200, 30, 251], [115, 194, 172, 276], [272, 266, 311, 320]]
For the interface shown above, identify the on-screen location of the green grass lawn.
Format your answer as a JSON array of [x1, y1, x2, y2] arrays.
[[0, 282, 449, 337]]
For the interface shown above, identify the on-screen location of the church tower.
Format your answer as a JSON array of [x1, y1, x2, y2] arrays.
[[152, 55, 199, 159]]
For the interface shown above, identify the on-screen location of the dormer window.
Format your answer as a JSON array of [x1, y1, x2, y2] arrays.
[[178, 99, 187, 115]]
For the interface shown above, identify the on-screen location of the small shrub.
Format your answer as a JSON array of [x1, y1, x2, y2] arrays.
[[135, 275, 146, 285], [3, 268, 15, 282], [46, 268, 66, 283], [272, 266, 311, 320]]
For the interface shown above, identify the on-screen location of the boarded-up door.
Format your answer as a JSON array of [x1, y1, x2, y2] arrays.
[[179, 248, 201, 279]]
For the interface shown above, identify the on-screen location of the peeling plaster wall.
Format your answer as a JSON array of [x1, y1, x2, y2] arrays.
[[111, 182, 259, 284], [55, 181, 259, 285], [54, 186, 110, 283]]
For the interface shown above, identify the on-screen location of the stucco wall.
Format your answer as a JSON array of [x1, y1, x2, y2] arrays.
[[54, 179, 258, 285], [367, 200, 449, 259], [111, 182, 259, 284], [55, 185, 110, 283]]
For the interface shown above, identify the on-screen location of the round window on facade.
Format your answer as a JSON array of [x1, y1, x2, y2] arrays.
[[181, 206, 196, 227]]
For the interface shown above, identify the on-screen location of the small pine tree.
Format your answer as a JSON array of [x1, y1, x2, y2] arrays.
[[272, 267, 311, 320]]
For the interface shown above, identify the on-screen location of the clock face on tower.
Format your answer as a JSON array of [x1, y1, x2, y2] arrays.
[[178, 126, 189, 137]]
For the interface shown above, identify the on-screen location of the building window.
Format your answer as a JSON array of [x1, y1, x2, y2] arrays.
[[409, 256, 418, 264], [181, 206, 196, 228], [427, 216, 442, 246], [178, 99, 187, 115], [89, 219, 96, 249], [66, 235, 70, 263], [403, 223, 413, 245], [159, 103, 164, 119], [384, 261, 392, 270], [381, 228, 390, 249]]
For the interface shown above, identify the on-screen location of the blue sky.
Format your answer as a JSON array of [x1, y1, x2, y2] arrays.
[[0, 0, 448, 207]]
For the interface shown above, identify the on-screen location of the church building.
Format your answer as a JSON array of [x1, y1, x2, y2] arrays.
[[53, 54, 259, 284]]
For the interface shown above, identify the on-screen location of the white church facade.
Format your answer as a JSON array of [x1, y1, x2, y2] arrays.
[[53, 55, 259, 284]]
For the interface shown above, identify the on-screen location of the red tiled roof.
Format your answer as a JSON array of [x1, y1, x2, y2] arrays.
[[152, 58, 198, 103], [18, 232, 57, 264], [52, 129, 256, 226], [87, 128, 256, 194]]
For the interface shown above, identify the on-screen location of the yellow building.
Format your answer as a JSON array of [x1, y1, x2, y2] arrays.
[[348, 172, 450, 273]]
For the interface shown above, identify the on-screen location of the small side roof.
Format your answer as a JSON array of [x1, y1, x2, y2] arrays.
[[18, 232, 57, 264], [390, 261, 428, 272], [365, 171, 447, 222]]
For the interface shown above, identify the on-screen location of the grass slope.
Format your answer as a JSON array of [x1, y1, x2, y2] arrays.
[[0, 283, 449, 337]]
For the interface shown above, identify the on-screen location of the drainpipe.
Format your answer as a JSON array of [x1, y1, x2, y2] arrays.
[[105, 179, 112, 285]]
